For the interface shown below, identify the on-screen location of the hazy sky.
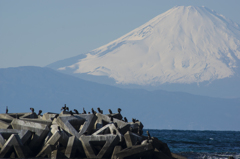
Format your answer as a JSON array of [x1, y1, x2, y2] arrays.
[[1, 0, 240, 68]]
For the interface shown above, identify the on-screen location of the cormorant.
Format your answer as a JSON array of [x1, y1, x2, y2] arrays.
[[66, 107, 69, 111], [146, 130, 151, 140], [110, 116, 114, 122], [30, 108, 34, 113], [97, 107, 103, 114], [132, 118, 136, 123], [108, 109, 113, 114], [124, 117, 128, 122], [74, 109, 79, 114], [83, 108, 86, 114], [91, 108, 96, 115], [70, 111, 73, 116], [38, 110, 42, 115], [6, 106, 8, 114], [58, 126, 61, 132], [117, 108, 121, 114], [61, 104, 67, 111]]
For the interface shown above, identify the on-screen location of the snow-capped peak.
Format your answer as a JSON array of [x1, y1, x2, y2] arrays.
[[57, 6, 240, 85]]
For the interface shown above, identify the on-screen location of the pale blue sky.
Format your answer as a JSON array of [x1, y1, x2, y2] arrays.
[[1, 0, 240, 68]]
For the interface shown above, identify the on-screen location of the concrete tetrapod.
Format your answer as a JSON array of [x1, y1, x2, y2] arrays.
[[0, 109, 186, 158]]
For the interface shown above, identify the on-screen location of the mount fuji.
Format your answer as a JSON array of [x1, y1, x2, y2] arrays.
[[47, 6, 240, 98]]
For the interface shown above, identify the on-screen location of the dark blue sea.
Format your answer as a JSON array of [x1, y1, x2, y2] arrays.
[[143, 130, 240, 159]]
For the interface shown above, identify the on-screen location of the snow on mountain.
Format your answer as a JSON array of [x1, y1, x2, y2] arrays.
[[50, 6, 240, 86]]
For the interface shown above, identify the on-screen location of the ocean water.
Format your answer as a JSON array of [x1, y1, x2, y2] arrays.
[[143, 130, 240, 159]]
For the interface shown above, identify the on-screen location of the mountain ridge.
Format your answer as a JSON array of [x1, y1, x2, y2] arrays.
[[1, 66, 240, 130], [47, 6, 240, 97]]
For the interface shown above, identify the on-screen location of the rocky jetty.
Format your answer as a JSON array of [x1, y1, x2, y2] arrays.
[[0, 106, 184, 158]]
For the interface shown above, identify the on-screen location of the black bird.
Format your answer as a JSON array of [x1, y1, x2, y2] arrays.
[[117, 108, 121, 114], [124, 117, 128, 122], [38, 110, 42, 115], [132, 118, 136, 123], [61, 104, 67, 111], [70, 111, 74, 116], [83, 108, 86, 114], [91, 108, 96, 115], [108, 109, 113, 114], [58, 126, 61, 132], [110, 116, 114, 122], [88, 112, 90, 114], [66, 107, 69, 111], [146, 130, 151, 140], [6, 106, 8, 114], [74, 109, 79, 114], [97, 107, 103, 114], [30, 108, 34, 113]]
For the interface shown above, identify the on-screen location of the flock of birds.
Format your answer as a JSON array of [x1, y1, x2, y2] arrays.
[[5, 104, 140, 123]]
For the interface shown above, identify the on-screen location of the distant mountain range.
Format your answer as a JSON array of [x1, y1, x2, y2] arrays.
[[47, 6, 240, 98], [0, 66, 239, 131]]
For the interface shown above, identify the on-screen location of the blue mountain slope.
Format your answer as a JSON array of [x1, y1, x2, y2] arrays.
[[0, 66, 239, 130]]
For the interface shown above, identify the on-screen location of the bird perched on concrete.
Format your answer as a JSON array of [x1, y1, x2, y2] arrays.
[[30, 108, 34, 113], [117, 108, 122, 114], [132, 118, 136, 123], [74, 109, 79, 114], [110, 116, 114, 122], [97, 107, 103, 114], [61, 104, 67, 111], [38, 110, 42, 115], [124, 117, 128, 122], [83, 108, 86, 114], [70, 111, 74, 116], [146, 130, 151, 140], [6, 106, 8, 114], [108, 109, 113, 114], [58, 126, 61, 132], [66, 107, 69, 111], [91, 108, 96, 115]]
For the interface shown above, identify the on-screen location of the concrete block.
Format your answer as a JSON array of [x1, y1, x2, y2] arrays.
[[0, 114, 15, 120], [56, 114, 97, 138], [65, 136, 85, 158], [0, 134, 26, 158], [124, 131, 143, 147], [80, 134, 120, 158], [56, 115, 85, 137], [11, 119, 49, 149], [111, 145, 122, 159], [0, 120, 11, 129], [95, 113, 130, 134], [36, 144, 52, 158], [115, 143, 154, 159], [20, 112, 38, 119], [42, 112, 58, 121], [93, 123, 124, 142], [46, 131, 61, 146], [0, 134, 6, 148], [51, 149, 65, 159], [0, 129, 32, 144], [76, 114, 97, 136], [20, 118, 52, 127]]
